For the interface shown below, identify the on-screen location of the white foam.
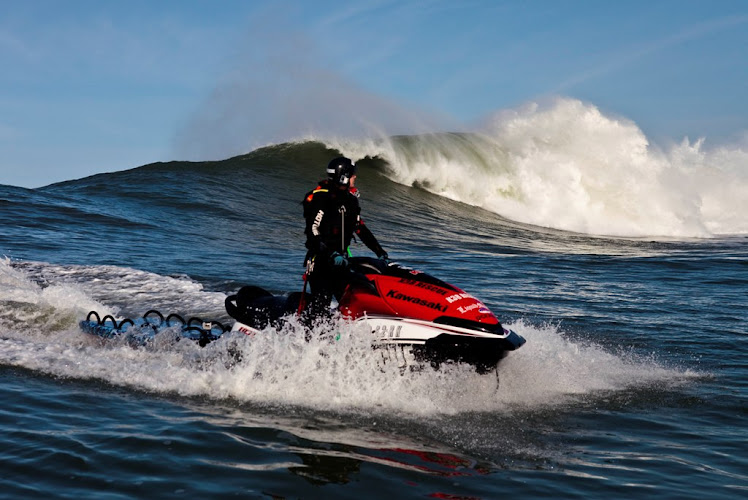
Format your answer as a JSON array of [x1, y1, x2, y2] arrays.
[[324, 98, 748, 238], [0, 262, 698, 416], [0, 257, 110, 332]]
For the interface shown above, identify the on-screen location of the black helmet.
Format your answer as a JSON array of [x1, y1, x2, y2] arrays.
[[326, 157, 357, 187]]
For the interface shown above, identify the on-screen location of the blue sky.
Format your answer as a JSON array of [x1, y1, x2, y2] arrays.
[[1, 0, 746, 188]]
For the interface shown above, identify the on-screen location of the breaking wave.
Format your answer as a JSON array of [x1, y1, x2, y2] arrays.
[[324, 98, 748, 238]]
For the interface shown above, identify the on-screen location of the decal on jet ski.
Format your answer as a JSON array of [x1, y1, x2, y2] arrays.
[[398, 278, 448, 296], [445, 292, 474, 304], [373, 324, 402, 338], [457, 303, 483, 314], [235, 323, 256, 336], [385, 290, 448, 312]]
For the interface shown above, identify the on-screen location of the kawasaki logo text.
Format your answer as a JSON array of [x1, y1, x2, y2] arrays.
[[386, 290, 447, 312]]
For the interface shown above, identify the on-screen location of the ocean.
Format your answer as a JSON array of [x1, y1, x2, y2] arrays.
[[1, 105, 747, 499]]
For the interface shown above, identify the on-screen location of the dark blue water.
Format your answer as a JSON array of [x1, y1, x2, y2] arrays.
[[1, 142, 746, 499]]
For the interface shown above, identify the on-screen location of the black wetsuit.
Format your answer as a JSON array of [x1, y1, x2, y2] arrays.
[[302, 180, 386, 317]]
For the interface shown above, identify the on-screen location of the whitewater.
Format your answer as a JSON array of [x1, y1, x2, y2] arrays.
[[0, 257, 694, 415], [325, 98, 748, 237]]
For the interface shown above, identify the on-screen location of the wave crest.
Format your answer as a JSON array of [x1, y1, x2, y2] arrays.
[[327, 98, 748, 238]]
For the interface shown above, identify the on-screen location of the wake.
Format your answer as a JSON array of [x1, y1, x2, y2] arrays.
[[0, 259, 698, 417]]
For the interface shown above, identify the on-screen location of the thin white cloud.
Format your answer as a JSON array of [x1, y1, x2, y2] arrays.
[[314, 0, 395, 28], [555, 14, 748, 92]]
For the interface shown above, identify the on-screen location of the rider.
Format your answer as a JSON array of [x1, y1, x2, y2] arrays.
[[302, 156, 388, 318]]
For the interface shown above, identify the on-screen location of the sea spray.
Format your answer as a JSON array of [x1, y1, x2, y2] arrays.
[[0, 260, 695, 417], [325, 98, 748, 238]]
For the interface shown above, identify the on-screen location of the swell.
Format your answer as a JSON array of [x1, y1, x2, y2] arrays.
[[26, 139, 741, 268], [49, 101, 748, 240], [8, 96, 744, 240]]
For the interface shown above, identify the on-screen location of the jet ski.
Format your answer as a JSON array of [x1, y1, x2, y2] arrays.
[[226, 257, 525, 373]]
